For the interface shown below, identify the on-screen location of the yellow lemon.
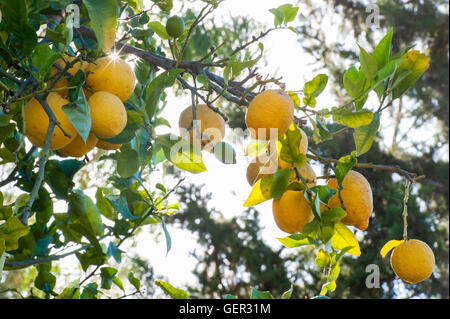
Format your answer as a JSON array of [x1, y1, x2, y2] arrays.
[[86, 56, 137, 102], [88, 91, 127, 139], [96, 139, 122, 151], [58, 133, 98, 157], [24, 92, 77, 150], [390, 239, 435, 284], [327, 170, 373, 230], [178, 104, 226, 149], [245, 90, 294, 140], [246, 155, 278, 186], [272, 190, 313, 234]]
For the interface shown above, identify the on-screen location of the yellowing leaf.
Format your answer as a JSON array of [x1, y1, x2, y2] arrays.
[[380, 239, 405, 258], [0, 216, 30, 251], [84, 0, 118, 53], [243, 177, 273, 207], [331, 222, 361, 257], [245, 141, 267, 157]]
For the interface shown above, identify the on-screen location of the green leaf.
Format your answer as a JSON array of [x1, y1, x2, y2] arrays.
[[31, 44, 60, 82], [96, 188, 117, 221], [35, 271, 56, 292], [281, 285, 293, 299], [315, 249, 331, 267], [116, 149, 140, 178], [331, 222, 361, 256], [106, 195, 139, 221], [76, 246, 106, 272], [13, 194, 30, 216], [156, 216, 171, 255], [269, 8, 283, 27], [331, 108, 374, 128], [107, 242, 123, 263], [80, 282, 99, 299], [335, 154, 357, 185], [113, 276, 125, 291], [84, 0, 118, 52], [278, 4, 299, 24], [85, 196, 104, 237], [279, 123, 307, 167], [230, 45, 263, 77], [269, 4, 299, 27], [343, 66, 365, 98], [310, 118, 333, 144], [148, 21, 171, 40], [152, 0, 173, 12], [309, 185, 337, 205], [277, 233, 313, 248], [321, 207, 347, 225], [358, 45, 378, 80], [213, 141, 236, 164], [63, 71, 91, 143], [100, 267, 118, 290], [251, 288, 274, 299], [270, 169, 292, 200], [303, 74, 328, 107], [0, 216, 30, 251], [3, 0, 37, 56], [156, 134, 207, 173], [155, 280, 189, 299], [128, 272, 141, 290], [223, 294, 238, 299], [373, 28, 393, 69], [145, 69, 184, 121], [353, 113, 380, 156], [243, 177, 273, 207], [380, 239, 405, 258]]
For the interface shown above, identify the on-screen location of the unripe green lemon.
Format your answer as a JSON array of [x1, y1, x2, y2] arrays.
[[166, 15, 185, 38]]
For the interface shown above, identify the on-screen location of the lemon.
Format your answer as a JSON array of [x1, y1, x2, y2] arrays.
[[88, 91, 127, 139], [86, 56, 137, 102], [245, 90, 294, 140], [390, 239, 435, 284], [178, 104, 226, 149], [246, 155, 277, 186], [24, 92, 77, 150], [327, 170, 373, 230], [272, 190, 313, 234], [58, 132, 98, 157], [96, 139, 122, 151]]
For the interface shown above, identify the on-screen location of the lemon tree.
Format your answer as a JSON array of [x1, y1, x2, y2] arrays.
[[0, 0, 435, 300]]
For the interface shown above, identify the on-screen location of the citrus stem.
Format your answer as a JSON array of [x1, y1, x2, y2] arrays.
[[402, 180, 412, 241]]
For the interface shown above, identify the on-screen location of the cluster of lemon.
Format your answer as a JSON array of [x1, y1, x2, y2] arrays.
[[244, 89, 435, 284], [24, 55, 136, 157]]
